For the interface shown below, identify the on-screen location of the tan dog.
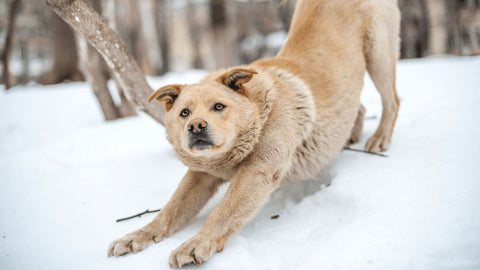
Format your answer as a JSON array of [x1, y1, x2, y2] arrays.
[[108, 0, 400, 267]]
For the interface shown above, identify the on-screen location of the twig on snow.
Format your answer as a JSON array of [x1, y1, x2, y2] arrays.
[[116, 208, 161, 222], [343, 146, 388, 158]]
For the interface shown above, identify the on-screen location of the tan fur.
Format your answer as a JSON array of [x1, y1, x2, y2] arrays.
[[108, 0, 400, 267]]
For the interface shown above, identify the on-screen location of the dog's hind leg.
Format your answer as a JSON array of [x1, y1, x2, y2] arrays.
[[363, 2, 400, 152], [346, 104, 365, 146]]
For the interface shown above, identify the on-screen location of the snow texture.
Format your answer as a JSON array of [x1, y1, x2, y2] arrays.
[[1, 57, 480, 270]]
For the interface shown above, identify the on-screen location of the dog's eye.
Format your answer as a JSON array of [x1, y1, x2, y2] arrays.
[[180, 108, 190, 118], [213, 103, 226, 111]]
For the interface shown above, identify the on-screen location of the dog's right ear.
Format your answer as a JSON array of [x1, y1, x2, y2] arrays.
[[147, 84, 184, 111]]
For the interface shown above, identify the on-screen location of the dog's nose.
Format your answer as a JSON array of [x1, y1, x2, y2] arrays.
[[188, 119, 208, 134]]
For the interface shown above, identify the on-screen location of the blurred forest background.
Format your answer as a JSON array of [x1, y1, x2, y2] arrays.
[[1, 0, 479, 120]]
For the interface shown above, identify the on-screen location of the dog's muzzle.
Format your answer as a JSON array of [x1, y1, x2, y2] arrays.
[[188, 118, 213, 150]]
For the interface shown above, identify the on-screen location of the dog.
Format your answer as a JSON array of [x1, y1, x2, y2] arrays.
[[107, 0, 400, 267]]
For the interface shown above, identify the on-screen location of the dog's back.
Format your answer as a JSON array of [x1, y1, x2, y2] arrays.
[[278, 0, 398, 102], [255, 0, 401, 181]]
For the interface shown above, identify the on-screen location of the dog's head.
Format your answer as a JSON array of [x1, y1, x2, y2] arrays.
[[149, 68, 271, 162]]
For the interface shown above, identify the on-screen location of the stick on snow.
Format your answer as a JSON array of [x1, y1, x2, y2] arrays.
[[116, 208, 161, 222], [343, 146, 388, 158]]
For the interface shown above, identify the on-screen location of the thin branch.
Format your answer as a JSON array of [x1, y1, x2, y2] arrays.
[[116, 208, 161, 223], [343, 146, 388, 158]]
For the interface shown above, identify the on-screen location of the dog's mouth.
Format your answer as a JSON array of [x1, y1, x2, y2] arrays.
[[188, 137, 214, 150]]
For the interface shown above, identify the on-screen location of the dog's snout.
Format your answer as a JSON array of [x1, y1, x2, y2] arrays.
[[187, 118, 213, 150], [188, 119, 208, 134]]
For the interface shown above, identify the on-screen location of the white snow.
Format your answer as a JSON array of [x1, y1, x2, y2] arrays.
[[1, 57, 480, 270], [265, 31, 287, 49]]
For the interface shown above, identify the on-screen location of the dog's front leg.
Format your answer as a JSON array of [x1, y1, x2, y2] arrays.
[[108, 170, 224, 257], [169, 163, 281, 268]]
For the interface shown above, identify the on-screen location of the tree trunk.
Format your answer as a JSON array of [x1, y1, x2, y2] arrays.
[[156, 0, 170, 75], [425, 0, 447, 55], [469, 25, 480, 55], [451, 0, 480, 55], [126, 0, 153, 75], [45, 0, 166, 126], [2, 0, 22, 89], [399, 0, 430, 59], [102, 0, 138, 118], [74, 0, 119, 121], [209, 0, 232, 69], [103, 0, 117, 31], [76, 34, 120, 121], [19, 40, 29, 84], [139, 0, 161, 74], [445, 1, 463, 55], [279, 0, 295, 33], [40, 13, 83, 85], [187, 0, 204, 69], [112, 77, 138, 118]]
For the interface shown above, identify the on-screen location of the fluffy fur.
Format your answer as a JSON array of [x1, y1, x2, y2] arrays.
[[108, 0, 400, 267]]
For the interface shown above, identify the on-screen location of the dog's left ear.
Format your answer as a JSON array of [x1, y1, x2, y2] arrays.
[[147, 84, 184, 111], [217, 68, 258, 94]]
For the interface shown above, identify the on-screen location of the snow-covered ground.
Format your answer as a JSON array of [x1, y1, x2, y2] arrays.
[[1, 56, 479, 270]]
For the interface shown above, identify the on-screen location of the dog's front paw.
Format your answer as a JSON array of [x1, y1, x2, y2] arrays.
[[169, 234, 222, 268], [365, 132, 391, 152], [107, 227, 164, 257]]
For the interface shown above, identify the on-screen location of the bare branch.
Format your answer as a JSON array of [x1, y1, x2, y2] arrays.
[[45, 0, 166, 125], [343, 146, 388, 158], [116, 208, 161, 223]]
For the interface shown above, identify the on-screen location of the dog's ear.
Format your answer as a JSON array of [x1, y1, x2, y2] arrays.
[[217, 68, 258, 94], [147, 84, 184, 111]]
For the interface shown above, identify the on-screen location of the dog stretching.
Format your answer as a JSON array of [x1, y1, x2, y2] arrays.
[[108, 0, 400, 267]]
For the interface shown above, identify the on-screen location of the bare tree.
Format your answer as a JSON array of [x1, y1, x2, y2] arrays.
[[45, 0, 166, 125], [399, 0, 430, 59], [209, 0, 232, 68], [446, 0, 480, 55], [187, 0, 204, 69], [18, 40, 29, 84], [40, 13, 83, 85], [102, 0, 138, 118], [75, 0, 119, 121], [279, 0, 295, 33], [235, 0, 285, 64], [155, 0, 171, 75], [2, 0, 22, 89], [76, 35, 119, 120], [398, 0, 479, 57], [115, 0, 154, 75], [425, 0, 447, 55], [139, 0, 161, 74]]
